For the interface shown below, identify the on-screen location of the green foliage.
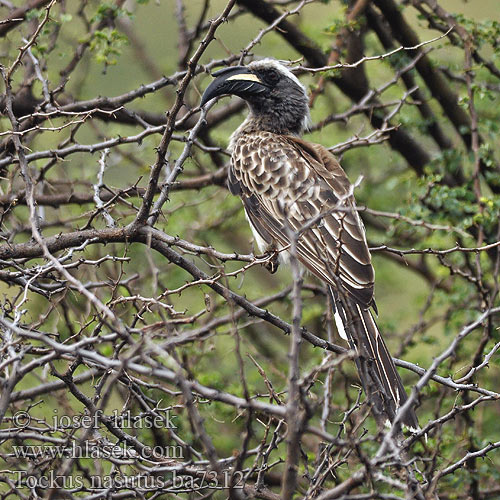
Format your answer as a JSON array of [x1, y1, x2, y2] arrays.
[[1, 0, 500, 498], [25, 8, 44, 21], [90, 2, 125, 23], [89, 28, 129, 68]]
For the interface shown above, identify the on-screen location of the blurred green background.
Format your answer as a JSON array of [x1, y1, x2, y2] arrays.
[[2, 0, 500, 496]]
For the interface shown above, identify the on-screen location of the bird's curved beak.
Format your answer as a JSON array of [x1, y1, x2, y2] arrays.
[[200, 66, 268, 107]]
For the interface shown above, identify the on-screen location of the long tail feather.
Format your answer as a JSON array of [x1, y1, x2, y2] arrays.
[[330, 286, 419, 430]]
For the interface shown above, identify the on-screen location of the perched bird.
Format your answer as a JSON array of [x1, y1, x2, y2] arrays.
[[201, 58, 418, 430]]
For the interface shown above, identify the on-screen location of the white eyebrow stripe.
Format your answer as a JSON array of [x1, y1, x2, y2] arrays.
[[248, 58, 306, 93]]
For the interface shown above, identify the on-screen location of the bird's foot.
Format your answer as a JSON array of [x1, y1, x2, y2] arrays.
[[263, 247, 280, 274]]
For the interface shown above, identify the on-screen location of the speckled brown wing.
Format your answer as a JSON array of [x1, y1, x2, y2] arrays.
[[229, 130, 420, 430], [229, 130, 375, 309]]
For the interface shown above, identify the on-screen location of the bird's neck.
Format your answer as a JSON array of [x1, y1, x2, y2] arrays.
[[247, 113, 303, 134], [229, 112, 305, 148]]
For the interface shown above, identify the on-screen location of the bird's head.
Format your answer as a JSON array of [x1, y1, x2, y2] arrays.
[[201, 59, 310, 135]]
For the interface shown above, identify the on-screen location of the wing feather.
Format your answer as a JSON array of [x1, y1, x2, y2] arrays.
[[230, 131, 375, 308]]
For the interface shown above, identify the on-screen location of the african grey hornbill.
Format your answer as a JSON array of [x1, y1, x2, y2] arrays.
[[200, 58, 418, 430]]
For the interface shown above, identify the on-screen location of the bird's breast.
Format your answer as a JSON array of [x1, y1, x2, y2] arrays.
[[231, 132, 318, 210]]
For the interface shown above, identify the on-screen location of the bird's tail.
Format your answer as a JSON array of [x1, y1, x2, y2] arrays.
[[330, 286, 419, 431]]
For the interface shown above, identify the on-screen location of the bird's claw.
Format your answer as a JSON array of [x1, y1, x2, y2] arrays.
[[263, 249, 280, 274]]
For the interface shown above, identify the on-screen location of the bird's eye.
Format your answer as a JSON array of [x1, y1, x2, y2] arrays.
[[265, 69, 280, 85]]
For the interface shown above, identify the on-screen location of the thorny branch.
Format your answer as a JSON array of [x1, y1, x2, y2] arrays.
[[0, 0, 499, 499]]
